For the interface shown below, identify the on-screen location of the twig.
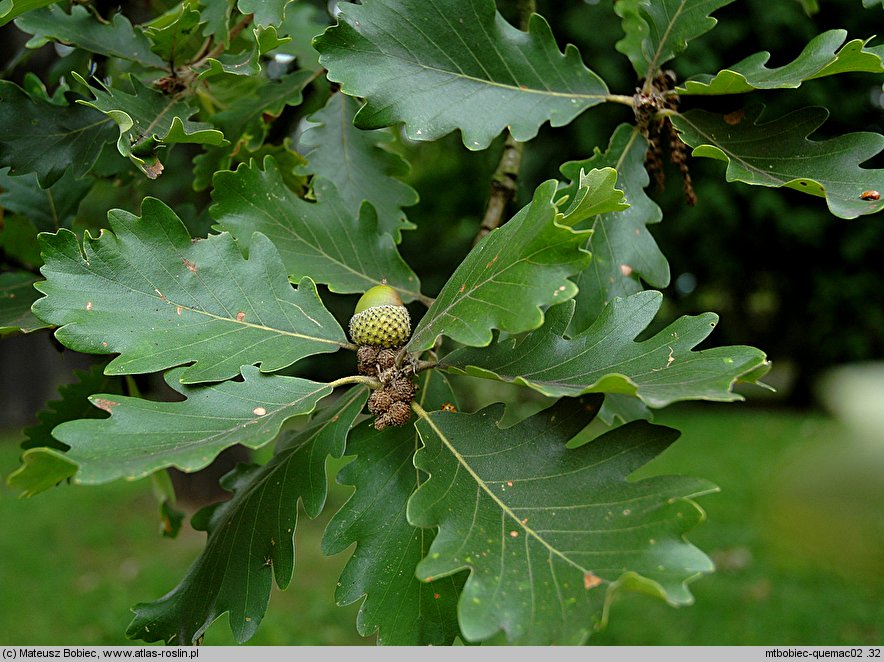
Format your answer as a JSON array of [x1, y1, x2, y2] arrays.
[[176, 14, 254, 78], [473, 133, 524, 245], [411, 400, 430, 418], [203, 14, 254, 62], [414, 360, 437, 373], [188, 36, 213, 67], [394, 346, 408, 369], [515, 0, 536, 31], [472, 0, 535, 246]]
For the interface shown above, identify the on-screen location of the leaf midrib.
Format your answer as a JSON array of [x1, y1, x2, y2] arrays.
[[75, 383, 331, 466], [221, 174, 424, 302], [674, 113, 814, 188], [51, 235, 349, 350], [413, 403, 591, 576], [410, 212, 588, 349], [348, 44, 608, 102], [643, 0, 688, 86], [340, 7, 606, 103]]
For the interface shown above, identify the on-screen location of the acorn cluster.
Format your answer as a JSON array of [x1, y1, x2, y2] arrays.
[[350, 285, 417, 430]]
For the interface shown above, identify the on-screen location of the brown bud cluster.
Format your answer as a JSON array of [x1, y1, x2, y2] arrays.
[[357, 345, 398, 376], [368, 376, 416, 430], [356, 344, 418, 430]]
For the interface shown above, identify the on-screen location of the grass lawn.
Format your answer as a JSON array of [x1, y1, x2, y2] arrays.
[[1, 403, 881, 646]]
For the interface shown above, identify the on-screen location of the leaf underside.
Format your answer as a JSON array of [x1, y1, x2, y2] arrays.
[[408, 397, 716, 644], [33, 197, 348, 384], [671, 105, 884, 219], [315, 0, 609, 149], [442, 292, 770, 408], [6, 447, 78, 498], [128, 388, 367, 645]]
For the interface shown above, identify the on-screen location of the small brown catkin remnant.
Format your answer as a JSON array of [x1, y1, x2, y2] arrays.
[[668, 120, 697, 206], [357, 345, 401, 376], [373, 413, 395, 431], [646, 124, 666, 192]]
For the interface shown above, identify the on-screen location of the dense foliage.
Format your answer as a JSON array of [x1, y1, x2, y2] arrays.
[[1, 0, 881, 646]]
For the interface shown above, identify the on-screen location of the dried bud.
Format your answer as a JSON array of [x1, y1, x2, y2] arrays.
[[376, 348, 398, 371], [367, 389, 394, 416], [387, 401, 412, 427], [388, 377, 416, 403], [357, 345, 380, 376]]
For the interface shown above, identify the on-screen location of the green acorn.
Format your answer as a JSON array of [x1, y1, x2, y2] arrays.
[[349, 284, 411, 347]]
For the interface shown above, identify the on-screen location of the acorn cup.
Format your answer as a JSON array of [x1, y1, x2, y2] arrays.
[[348, 284, 411, 348]]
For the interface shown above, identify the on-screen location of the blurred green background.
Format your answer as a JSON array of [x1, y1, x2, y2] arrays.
[[1, 0, 883, 647]]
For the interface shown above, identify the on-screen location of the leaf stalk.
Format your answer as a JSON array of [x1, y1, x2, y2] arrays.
[[604, 94, 636, 107], [328, 374, 382, 390]]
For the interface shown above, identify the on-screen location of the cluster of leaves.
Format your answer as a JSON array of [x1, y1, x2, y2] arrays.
[[1, 0, 882, 646]]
